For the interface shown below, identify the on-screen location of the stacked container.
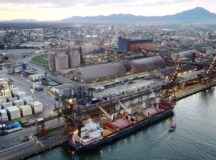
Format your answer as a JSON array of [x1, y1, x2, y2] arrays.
[[7, 106, 21, 120], [19, 105, 33, 117], [8, 97, 18, 103], [2, 102, 13, 109], [29, 74, 45, 81], [0, 96, 7, 104], [13, 91, 26, 98], [11, 87, 19, 95], [4, 89, 12, 98], [0, 109, 8, 121], [13, 99, 24, 107], [31, 101, 43, 114], [23, 96, 34, 105]]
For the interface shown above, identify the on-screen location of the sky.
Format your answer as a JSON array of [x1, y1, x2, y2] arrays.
[[0, 0, 216, 21]]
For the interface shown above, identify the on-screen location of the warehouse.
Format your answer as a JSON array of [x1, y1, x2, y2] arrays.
[[129, 56, 166, 73], [73, 62, 127, 83], [171, 50, 201, 61], [160, 65, 197, 77]]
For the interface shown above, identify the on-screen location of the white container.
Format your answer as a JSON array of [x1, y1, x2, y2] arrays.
[[13, 91, 26, 98], [2, 102, 13, 109], [0, 96, 7, 103], [0, 109, 8, 121], [13, 99, 24, 106], [31, 101, 43, 114], [11, 88, 19, 96], [19, 105, 33, 117], [7, 106, 21, 120], [4, 89, 12, 98], [8, 97, 18, 103], [29, 74, 45, 81], [23, 96, 34, 105]]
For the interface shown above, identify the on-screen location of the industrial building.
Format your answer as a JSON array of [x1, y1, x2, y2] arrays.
[[73, 62, 127, 83], [50, 83, 74, 97], [118, 37, 153, 53], [129, 56, 166, 73]]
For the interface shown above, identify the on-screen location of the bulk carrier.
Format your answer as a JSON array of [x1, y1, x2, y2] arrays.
[[68, 98, 175, 152]]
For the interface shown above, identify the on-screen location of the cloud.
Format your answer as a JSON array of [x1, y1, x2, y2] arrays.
[[0, 0, 195, 7], [0, 0, 215, 20]]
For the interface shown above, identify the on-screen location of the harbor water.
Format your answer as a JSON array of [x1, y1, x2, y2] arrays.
[[29, 88, 216, 160]]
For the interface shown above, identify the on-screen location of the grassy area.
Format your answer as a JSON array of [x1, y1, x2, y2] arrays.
[[31, 54, 48, 67]]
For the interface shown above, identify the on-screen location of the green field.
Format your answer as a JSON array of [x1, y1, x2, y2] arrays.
[[31, 54, 48, 67]]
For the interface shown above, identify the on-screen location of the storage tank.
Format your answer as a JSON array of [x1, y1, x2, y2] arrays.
[[69, 49, 81, 68], [55, 53, 69, 71], [7, 106, 21, 120], [48, 52, 56, 71]]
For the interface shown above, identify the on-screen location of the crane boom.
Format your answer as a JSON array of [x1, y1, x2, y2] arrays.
[[98, 106, 112, 121]]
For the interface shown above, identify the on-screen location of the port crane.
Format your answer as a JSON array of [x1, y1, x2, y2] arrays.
[[200, 55, 216, 84], [162, 57, 181, 98]]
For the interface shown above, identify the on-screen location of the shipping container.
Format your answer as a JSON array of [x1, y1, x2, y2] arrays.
[[0, 109, 8, 121], [19, 105, 33, 117], [13, 99, 24, 107], [2, 102, 13, 109], [7, 106, 21, 120], [23, 96, 34, 105], [31, 101, 43, 114]]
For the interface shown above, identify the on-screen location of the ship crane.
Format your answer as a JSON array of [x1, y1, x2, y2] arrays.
[[98, 105, 113, 121], [117, 100, 129, 113]]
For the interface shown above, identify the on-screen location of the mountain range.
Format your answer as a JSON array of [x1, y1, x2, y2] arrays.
[[1, 7, 216, 24], [61, 7, 216, 24]]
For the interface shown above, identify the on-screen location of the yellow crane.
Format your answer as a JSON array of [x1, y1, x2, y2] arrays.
[[98, 105, 112, 121]]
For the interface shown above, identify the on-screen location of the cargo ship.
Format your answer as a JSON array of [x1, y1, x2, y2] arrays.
[[68, 99, 175, 152]]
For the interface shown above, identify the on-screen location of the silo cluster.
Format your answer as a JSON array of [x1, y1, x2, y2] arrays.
[[47, 48, 81, 72]]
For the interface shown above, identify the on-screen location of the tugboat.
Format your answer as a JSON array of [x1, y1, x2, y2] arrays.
[[169, 119, 176, 132]]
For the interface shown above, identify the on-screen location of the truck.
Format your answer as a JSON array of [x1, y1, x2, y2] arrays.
[[4, 122, 22, 133]]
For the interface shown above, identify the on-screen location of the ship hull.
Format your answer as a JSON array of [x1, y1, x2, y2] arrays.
[[68, 109, 173, 152]]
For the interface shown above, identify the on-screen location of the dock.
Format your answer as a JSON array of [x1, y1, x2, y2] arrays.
[[1, 81, 216, 160], [0, 126, 67, 160]]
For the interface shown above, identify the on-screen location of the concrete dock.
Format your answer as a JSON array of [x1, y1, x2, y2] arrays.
[[1, 81, 216, 160]]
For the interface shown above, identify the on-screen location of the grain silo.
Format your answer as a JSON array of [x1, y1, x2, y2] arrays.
[[48, 52, 56, 71], [69, 49, 81, 68], [55, 53, 69, 71]]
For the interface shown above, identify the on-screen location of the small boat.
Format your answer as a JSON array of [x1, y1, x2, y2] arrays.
[[169, 120, 176, 132]]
